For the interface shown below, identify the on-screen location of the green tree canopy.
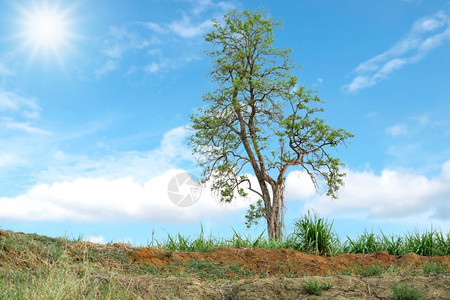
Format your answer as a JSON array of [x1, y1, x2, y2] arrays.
[[189, 9, 353, 239]]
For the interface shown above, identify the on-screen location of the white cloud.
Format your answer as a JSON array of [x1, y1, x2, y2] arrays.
[[143, 55, 200, 74], [4, 121, 50, 135], [0, 53, 15, 82], [159, 0, 234, 38], [412, 113, 431, 126], [0, 89, 47, 138], [52, 150, 66, 161], [365, 111, 378, 118], [87, 235, 105, 244], [95, 26, 156, 77], [386, 123, 408, 136], [385, 143, 420, 159], [147, 49, 162, 56], [94, 60, 119, 77], [0, 154, 24, 168], [377, 58, 407, 77], [413, 11, 448, 33], [193, 0, 213, 15], [184, 0, 235, 16], [345, 76, 376, 92], [141, 22, 166, 34], [0, 169, 253, 222], [0, 89, 41, 119], [37, 126, 193, 183], [0, 125, 217, 221], [302, 160, 450, 222], [1, 123, 448, 227], [3, 156, 449, 226], [144, 60, 167, 74], [168, 15, 214, 38], [94, 1, 234, 77], [0, 62, 14, 77], [343, 10, 450, 93], [285, 171, 316, 201]]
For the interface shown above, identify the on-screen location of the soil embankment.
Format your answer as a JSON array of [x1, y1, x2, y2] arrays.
[[1, 230, 449, 299]]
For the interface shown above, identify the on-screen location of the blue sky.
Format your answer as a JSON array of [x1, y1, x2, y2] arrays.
[[0, 0, 449, 245]]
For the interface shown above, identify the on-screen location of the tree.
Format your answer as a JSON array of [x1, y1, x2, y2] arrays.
[[188, 9, 353, 240]]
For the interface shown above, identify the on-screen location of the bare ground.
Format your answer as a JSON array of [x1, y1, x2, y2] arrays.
[[112, 274, 449, 299]]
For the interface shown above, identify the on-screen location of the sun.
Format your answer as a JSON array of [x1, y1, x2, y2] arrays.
[[25, 9, 67, 50], [14, 1, 77, 63]]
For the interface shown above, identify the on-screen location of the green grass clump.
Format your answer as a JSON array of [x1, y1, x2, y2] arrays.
[[303, 279, 332, 296], [228, 229, 268, 249], [357, 264, 384, 277], [421, 262, 448, 274], [290, 210, 337, 255], [404, 229, 449, 256], [344, 231, 383, 254], [162, 226, 219, 252], [160, 226, 297, 252], [338, 267, 353, 275], [379, 231, 407, 255], [150, 219, 449, 257], [342, 228, 449, 256], [391, 283, 421, 300]]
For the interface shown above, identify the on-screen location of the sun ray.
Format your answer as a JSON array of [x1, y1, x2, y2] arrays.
[[12, 1, 78, 66]]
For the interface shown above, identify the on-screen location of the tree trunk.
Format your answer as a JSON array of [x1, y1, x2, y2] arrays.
[[266, 185, 284, 240]]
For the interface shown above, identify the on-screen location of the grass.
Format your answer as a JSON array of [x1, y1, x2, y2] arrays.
[[162, 225, 219, 252], [421, 262, 448, 274], [344, 230, 383, 254], [391, 283, 421, 300], [0, 213, 450, 299], [0, 229, 265, 298], [344, 228, 450, 256], [357, 264, 384, 277], [1, 213, 448, 259], [338, 267, 353, 275], [290, 210, 337, 255], [0, 213, 449, 298], [0, 232, 140, 299], [304, 279, 333, 296], [150, 213, 449, 256], [157, 226, 295, 252]]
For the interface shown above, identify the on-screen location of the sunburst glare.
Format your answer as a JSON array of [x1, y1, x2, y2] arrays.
[[13, 1, 78, 64]]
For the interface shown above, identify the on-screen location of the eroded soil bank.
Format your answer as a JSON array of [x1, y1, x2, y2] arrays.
[[121, 247, 450, 299], [112, 274, 450, 299], [128, 246, 450, 277]]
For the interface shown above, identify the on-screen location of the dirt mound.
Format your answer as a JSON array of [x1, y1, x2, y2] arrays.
[[128, 247, 450, 278]]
